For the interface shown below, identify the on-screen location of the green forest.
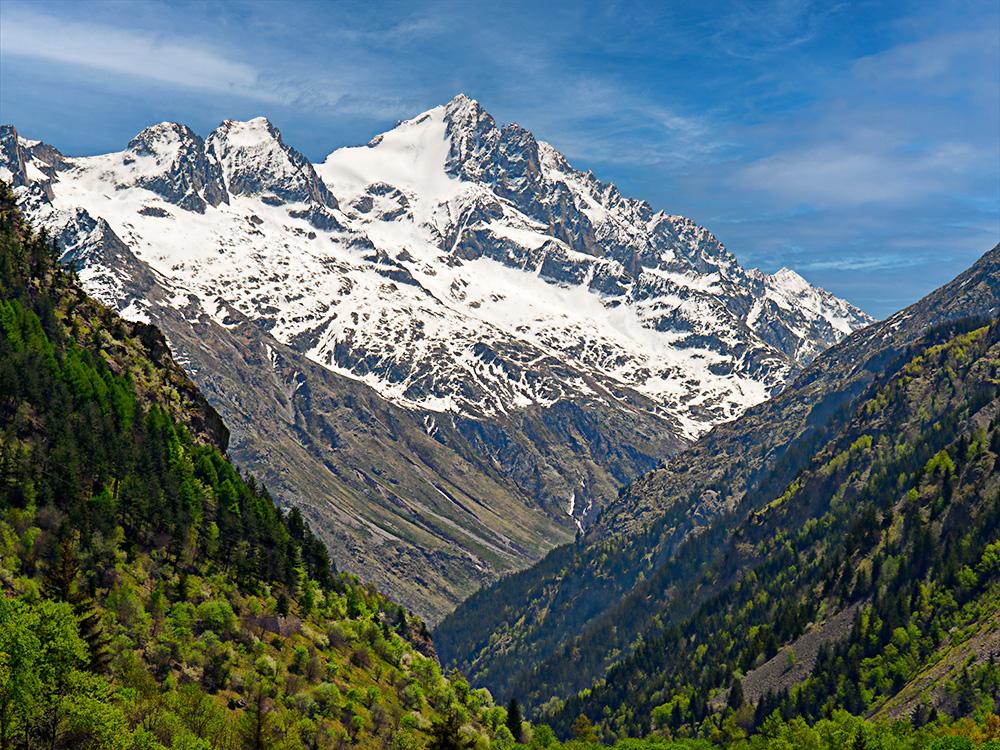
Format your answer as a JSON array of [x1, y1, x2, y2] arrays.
[[0, 184, 500, 749], [547, 318, 1000, 740], [436, 260, 1000, 741], [1, 174, 998, 750]]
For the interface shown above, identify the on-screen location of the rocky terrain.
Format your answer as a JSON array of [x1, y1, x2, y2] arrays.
[[0, 96, 873, 620]]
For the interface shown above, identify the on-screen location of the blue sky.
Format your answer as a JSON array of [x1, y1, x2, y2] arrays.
[[1, 0, 997, 319]]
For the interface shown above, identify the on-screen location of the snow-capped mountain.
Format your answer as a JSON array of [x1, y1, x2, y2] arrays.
[[311, 96, 870, 432], [4, 97, 869, 434], [0, 96, 873, 619]]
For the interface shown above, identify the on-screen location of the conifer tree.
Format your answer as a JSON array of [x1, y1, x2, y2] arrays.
[[42, 538, 112, 673], [506, 696, 523, 742], [728, 677, 744, 710]]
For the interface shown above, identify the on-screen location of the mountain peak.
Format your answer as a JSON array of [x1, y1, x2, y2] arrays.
[[126, 121, 198, 155], [773, 266, 806, 283], [213, 116, 280, 144], [0, 125, 68, 202], [445, 93, 481, 117], [206, 118, 336, 208], [444, 95, 497, 139], [114, 121, 228, 213]]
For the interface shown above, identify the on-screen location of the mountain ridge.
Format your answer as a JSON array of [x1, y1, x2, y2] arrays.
[[545, 313, 1000, 740], [598, 243, 1000, 538], [1, 95, 874, 620], [434, 245, 1000, 712]]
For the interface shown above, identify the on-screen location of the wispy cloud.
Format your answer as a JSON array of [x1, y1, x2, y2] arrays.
[[0, 0, 994, 319], [708, 0, 835, 59], [732, 138, 990, 209], [720, 19, 998, 215], [0, 10, 276, 101], [852, 27, 1000, 100], [0, 4, 438, 122], [802, 253, 931, 272]]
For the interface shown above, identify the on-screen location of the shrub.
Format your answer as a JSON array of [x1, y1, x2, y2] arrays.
[[350, 646, 372, 669], [195, 600, 236, 638]]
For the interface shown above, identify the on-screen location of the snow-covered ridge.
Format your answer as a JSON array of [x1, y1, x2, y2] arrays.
[[0, 100, 874, 440]]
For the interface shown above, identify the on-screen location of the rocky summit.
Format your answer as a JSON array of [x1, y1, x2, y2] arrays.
[[0, 96, 872, 620]]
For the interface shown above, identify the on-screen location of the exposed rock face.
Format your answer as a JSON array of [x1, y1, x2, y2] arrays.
[[0, 126, 28, 190], [206, 118, 337, 209], [0, 125, 71, 201], [123, 123, 228, 213], [600, 244, 1000, 540], [436, 94, 871, 374], [1, 96, 874, 620]]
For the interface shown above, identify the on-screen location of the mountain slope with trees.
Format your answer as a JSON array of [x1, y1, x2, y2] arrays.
[[547, 314, 1000, 741], [435, 247, 1000, 725], [0, 184, 508, 749]]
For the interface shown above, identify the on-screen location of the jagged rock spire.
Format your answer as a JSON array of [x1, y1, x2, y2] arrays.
[[206, 117, 337, 208], [124, 122, 228, 213]]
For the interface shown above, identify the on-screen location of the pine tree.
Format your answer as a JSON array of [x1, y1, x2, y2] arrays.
[[728, 677, 744, 710], [42, 538, 112, 673], [276, 592, 289, 617], [427, 711, 474, 750], [506, 697, 523, 742]]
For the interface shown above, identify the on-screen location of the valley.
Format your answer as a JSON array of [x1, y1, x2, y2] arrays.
[[2, 2, 997, 746], [1, 96, 872, 621], [1, 184, 996, 747]]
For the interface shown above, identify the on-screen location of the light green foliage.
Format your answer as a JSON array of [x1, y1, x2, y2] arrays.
[[530, 724, 557, 748], [194, 599, 236, 637], [0, 595, 128, 749], [402, 681, 426, 710], [0, 595, 41, 747], [978, 542, 1000, 577], [483, 705, 507, 732], [60, 670, 129, 750], [925, 448, 955, 477], [491, 724, 515, 749]]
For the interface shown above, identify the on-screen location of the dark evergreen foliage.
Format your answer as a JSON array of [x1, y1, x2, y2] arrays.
[[728, 677, 744, 711], [506, 696, 523, 742], [0, 182, 336, 597], [427, 711, 475, 750]]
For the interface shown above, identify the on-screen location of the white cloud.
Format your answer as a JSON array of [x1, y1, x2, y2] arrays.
[[719, 21, 998, 213], [732, 141, 981, 209], [0, 11, 277, 101], [852, 27, 999, 100]]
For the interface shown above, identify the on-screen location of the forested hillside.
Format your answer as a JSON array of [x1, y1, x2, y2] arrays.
[[0, 183, 505, 749], [435, 248, 1000, 711], [544, 315, 1000, 740]]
